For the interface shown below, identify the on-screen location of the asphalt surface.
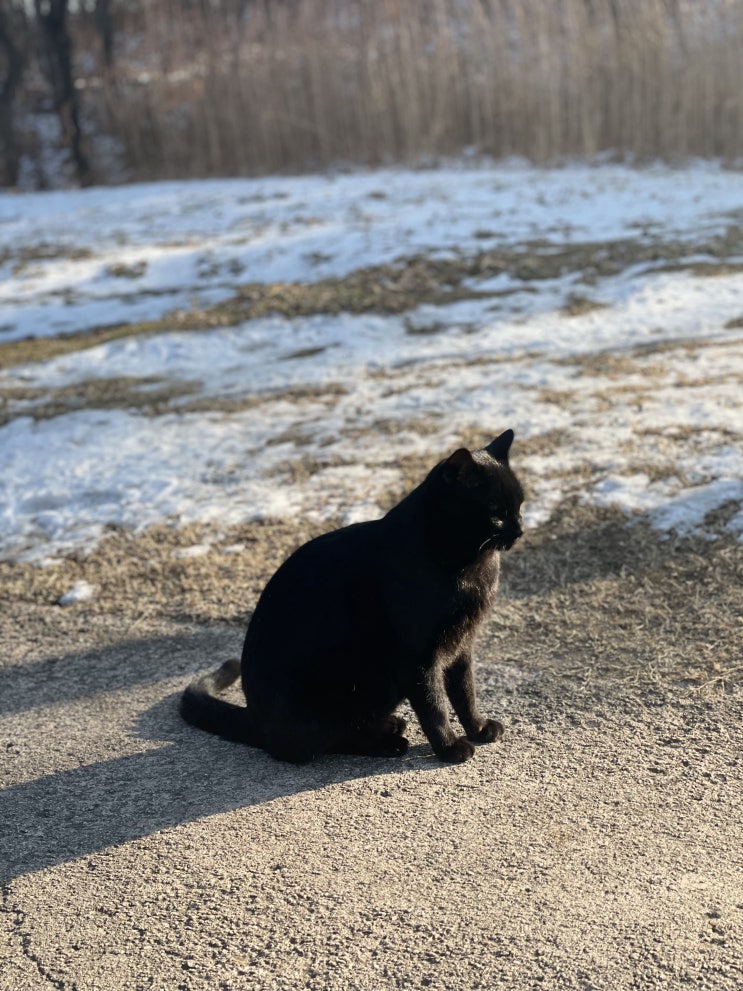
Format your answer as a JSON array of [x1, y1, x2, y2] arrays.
[[2, 608, 742, 991]]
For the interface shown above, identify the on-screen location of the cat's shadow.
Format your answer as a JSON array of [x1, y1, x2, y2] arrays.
[[1, 631, 439, 883]]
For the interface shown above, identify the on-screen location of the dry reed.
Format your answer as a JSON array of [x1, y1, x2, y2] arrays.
[[77, 0, 743, 181]]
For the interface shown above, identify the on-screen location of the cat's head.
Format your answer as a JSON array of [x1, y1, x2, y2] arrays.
[[436, 429, 524, 554]]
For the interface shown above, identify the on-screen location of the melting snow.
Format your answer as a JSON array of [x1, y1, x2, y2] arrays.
[[58, 580, 96, 606], [1, 162, 743, 561]]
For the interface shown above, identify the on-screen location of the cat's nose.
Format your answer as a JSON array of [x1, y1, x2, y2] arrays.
[[506, 522, 523, 547]]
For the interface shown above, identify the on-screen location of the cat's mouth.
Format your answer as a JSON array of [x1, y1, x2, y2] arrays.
[[479, 533, 521, 553], [481, 522, 523, 553], [494, 536, 519, 552]]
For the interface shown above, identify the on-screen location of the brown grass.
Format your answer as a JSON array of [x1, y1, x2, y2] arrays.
[[492, 504, 743, 688], [3, 226, 742, 371], [2, 503, 740, 690], [71, 0, 743, 182], [0, 376, 349, 428]]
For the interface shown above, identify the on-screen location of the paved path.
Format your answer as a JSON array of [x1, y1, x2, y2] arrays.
[[2, 610, 742, 990]]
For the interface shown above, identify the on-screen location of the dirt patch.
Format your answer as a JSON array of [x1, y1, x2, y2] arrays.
[[493, 428, 569, 461], [266, 455, 355, 484], [558, 328, 743, 373], [665, 261, 743, 278]]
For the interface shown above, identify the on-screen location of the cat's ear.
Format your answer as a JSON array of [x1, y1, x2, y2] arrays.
[[442, 448, 480, 487], [485, 429, 514, 464]]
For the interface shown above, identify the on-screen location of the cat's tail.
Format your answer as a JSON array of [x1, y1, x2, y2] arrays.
[[180, 659, 263, 747]]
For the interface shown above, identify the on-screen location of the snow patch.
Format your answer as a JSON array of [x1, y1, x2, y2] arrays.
[[58, 580, 96, 606], [2, 163, 743, 560]]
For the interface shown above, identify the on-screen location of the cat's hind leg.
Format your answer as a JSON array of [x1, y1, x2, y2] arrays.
[[265, 728, 333, 764], [268, 726, 408, 761], [262, 705, 409, 762], [330, 729, 409, 758], [261, 708, 340, 764], [329, 713, 409, 758]]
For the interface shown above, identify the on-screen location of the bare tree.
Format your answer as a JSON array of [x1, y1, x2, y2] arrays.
[[0, 1, 26, 187], [35, 0, 92, 184], [95, 0, 114, 70]]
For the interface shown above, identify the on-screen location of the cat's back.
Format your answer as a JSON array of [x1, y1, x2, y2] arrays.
[[281, 518, 384, 580], [240, 517, 393, 699], [245, 519, 384, 636]]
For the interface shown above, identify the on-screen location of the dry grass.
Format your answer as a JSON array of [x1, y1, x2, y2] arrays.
[[491, 505, 743, 689], [0, 518, 326, 629], [561, 294, 609, 318], [1, 498, 741, 690], [3, 196, 742, 695], [0, 376, 348, 428], [3, 225, 742, 372], [65, 0, 743, 182], [0, 376, 201, 428]]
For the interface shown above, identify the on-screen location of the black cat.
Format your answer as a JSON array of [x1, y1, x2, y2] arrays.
[[180, 430, 524, 763]]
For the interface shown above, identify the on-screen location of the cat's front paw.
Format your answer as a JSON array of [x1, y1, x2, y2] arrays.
[[468, 718, 504, 744], [438, 737, 476, 763]]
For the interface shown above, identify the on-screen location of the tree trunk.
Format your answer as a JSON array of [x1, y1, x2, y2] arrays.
[[0, 6, 26, 187], [95, 0, 114, 71], [35, 0, 92, 185]]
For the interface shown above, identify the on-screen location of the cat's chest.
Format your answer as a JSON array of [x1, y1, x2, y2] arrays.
[[453, 550, 499, 603], [441, 568, 498, 639], [387, 554, 499, 656], [453, 571, 496, 615]]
